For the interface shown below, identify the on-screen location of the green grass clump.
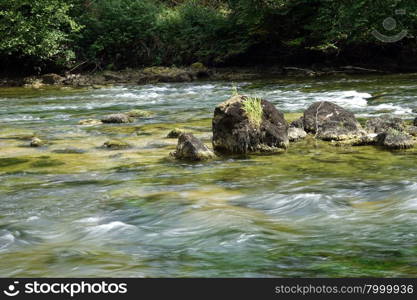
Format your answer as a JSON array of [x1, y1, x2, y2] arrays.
[[242, 96, 263, 127], [231, 84, 239, 97]]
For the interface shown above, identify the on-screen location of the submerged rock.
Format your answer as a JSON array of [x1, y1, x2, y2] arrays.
[[288, 127, 307, 142], [414, 117, 417, 126], [102, 140, 131, 150], [171, 133, 214, 161], [126, 109, 152, 118], [31, 158, 65, 168], [303, 101, 365, 141], [101, 113, 133, 124], [78, 119, 103, 126], [167, 128, 186, 138], [365, 116, 405, 133], [30, 137, 46, 147], [377, 129, 414, 149], [52, 148, 87, 154], [212, 95, 289, 154]]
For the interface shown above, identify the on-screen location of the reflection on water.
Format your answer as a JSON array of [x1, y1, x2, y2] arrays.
[[1, 74, 417, 277]]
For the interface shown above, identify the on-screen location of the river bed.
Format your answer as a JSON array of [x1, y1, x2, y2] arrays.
[[1, 74, 417, 277]]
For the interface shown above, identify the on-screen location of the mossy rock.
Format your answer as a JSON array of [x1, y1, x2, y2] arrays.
[[102, 140, 131, 150], [190, 62, 206, 70], [101, 114, 133, 124], [378, 129, 415, 149], [30, 137, 47, 147], [213, 95, 289, 154], [52, 148, 87, 154], [126, 109, 153, 118], [31, 158, 65, 168]]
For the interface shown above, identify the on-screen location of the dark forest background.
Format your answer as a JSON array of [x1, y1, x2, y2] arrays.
[[1, 0, 416, 74]]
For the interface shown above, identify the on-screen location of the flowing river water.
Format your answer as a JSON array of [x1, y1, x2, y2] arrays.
[[1, 74, 417, 277]]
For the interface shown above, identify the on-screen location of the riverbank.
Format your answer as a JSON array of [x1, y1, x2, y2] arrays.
[[0, 64, 398, 88]]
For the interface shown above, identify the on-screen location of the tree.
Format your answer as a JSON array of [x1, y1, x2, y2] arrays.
[[0, 0, 81, 67]]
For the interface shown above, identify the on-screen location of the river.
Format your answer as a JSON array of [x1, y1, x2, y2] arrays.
[[1, 74, 417, 277]]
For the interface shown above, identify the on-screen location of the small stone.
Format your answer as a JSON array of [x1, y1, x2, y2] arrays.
[[171, 133, 214, 161], [101, 113, 133, 124], [30, 137, 45, 147], [78, 119, 103, 126], [102, 140, 131, 150], [288, 127, 307, 142]]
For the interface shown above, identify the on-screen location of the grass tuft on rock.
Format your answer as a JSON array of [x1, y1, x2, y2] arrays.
[[242, 96, 263, 127]]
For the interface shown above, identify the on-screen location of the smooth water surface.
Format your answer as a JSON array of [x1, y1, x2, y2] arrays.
[[1, 74, 417, 277]]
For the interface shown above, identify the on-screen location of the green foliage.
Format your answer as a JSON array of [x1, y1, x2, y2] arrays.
[[231, 84, 239, 97], [242, 96, 263, 127], [0, 0, 81, 65], [154, 0, 249, 66], [2, 0, 417, 71], [74, 0, 161, 68], [75, 0, 250, 68]]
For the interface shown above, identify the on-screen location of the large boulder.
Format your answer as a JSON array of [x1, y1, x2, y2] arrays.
[[365, 116, 405, 133], [171, 133, 214, 161], [101, 113, 133, 124], [212, 95, 289, 154], [303, 101, 365, 141]]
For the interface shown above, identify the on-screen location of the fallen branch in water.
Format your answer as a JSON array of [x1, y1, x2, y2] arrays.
[[340, 66, 388, 73]]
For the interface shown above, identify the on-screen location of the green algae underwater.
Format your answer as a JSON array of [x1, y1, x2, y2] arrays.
[[1, 74, 417, 277]]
